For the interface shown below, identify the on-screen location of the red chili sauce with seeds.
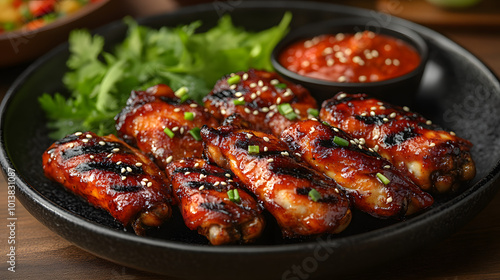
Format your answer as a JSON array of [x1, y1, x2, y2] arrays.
[[278, 31, 420, 83]]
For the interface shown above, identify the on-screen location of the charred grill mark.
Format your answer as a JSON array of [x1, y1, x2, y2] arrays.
[[295, 187, 338, 203], [55, 134, 80, 144], [185, 181, 227, 192], [62, 142, 123, 160], [323, 96, 357, 107], [209, 89, 237, 100], [75, 162, 143, 175], [318, 139, 379, 158], [172, 167, 229, 178], [355, 115, 387, 125], [269, 163, 315, 181], [158, 96, 184, 105], [295, 187, 312, 196], [111, 185, 143, 192], [200, 202, 230, 215], [383, 127, 420, 147]]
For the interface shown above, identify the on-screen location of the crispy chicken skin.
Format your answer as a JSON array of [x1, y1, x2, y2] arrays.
[[42, 132, 173, 235], [281, 120, 433, 218], [203, 69, 318, 137], [115, 84, 219, 169], [201, 125, 352, 238], [165, 158, 265, 245], [320, 93, 476, 193]]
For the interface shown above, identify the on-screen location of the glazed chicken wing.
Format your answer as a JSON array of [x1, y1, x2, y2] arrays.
[[203, 69, 318, 137], [115, 84, 219, 169], [165, 158, 265, 245], [281, 120, 433, 218], [42, 132, 173, 235], [201, 125, 352, 238], [320, 93, 476, 193]]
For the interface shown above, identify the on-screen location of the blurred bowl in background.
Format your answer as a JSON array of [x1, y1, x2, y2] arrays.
[[0, 0, 122, 68], [271, 17, 429, 105]]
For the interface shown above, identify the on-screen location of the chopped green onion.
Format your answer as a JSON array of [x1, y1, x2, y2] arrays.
[[174, 86, 189, 98], [284, 112, 298, 120], [376, 173, 391, 185], [308, 189, 321, 202], [227, 189, 241, 203], [275, 83, 287, 89], [278, 103, 298, 120], [233, 99, 246, 106], [322, 121, 330, 126], [164, 127, 175, 139], [184, 112, 195, 121], [333, 136, 349, 147], [180, 94, 191, 103], [307, 108, 319, 117], [227, 75, 241, 85], [189, 127, 202, 141], [248, 145, 260, 154]]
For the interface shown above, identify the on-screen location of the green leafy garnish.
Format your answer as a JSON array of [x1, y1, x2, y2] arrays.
[[189, 127, 202, 141], [308, 189, 321, 202], [248, 145, 260, 154], [39, 13, 292, 139], [377, 173, 391, 185], [333, 136, 349, 147], [164, 127, 175, 139], [227, 189, 241, 203]]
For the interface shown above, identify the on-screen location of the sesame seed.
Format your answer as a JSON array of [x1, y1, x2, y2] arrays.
[[269, 105, 277, 110], [354, 32, 363, 40], [180, 160, 185, 163], [350, 140, 356, 145], [383, 118, 389, 122], [244, 108, 251, 114], [251, 93, 257, 99], [359, 75, 367, 82], [263, 137, 270, 142], [221, 182, 227, 186], [86, 134, 92, 139], [262, 107, 270, 113], [247, 133, 253, 139], [267, 112, 275, 118], [426, 120, 433, 125], [199, 186, 205, 191], [121, 168, 126, 173], [390, 112, 397, 118], [135, 162, 143, 167], [172, 127, 179, 132], [107, 153, 112, 158], [335, 188, 339, 193], [194, 162, 200, 168], [323, 47, 333, 55], [190, 103, 198, 108], [359, 138, 366, 145], [369, 148, 374, 152], [370, 111, 376, 116], [180, 127, 185, 134], [377, 102, 384, 105], [276, 97, 282, 104], [335, 33, 345, 41], [393, 59, 400, 66], [304, 40, 314, 48], [174, 108, 181, 112], [281, 151, 289, 156], [121, 176, 126, 181], [214, 181, 220, 186], [267, 158, 274, 163], [327, 59, 335, 66], [225, 173, 231, 178], [235, 92, 243, 97], [69, 143, 74, 148], [228, 179, 234, 183], [429, 143, 436, 147], [379, 106, 386, 110], [385, 58, 392, 66], [333, 45, 340, 52], [384, 165, 391, 169], [250, 83, 257, 88], [242, 73, 249, 81], [258, 80, 264, 87], [82, 139, 89, 143], [230, 84, 237, 90], [261, 85, 269, 91], [339, 57, 347, 63], [238, 97, 245, 102], [74, 132, 83, 136], [387, 197, 393, 203], [270, 79, 279, 85], [372, 50, 379, 57], [403, 106, 410, 112], [185, 172, 191, 175], [361, 112, 367, 117], [333, 128, 339, 132], [89, 155, 94, 159], [126, 167, 133, 172], [358, 144, 363, 149], [147, 182, 152, 187], [373, 145, 379, 152], [142, 178, 148, 182], [370, 106, 377, 111], [338, 76, 347, 83], [344, 48, 352, 55], [264, 147, 269, 152], [141, 181, 146, 186], [200, 174, 206, 179], [311, 117, 318, 121], [112, 148, 120, 153], [253, 110, 259, 115], [335, 52, 344, 58], [450, 131, 456, 136]]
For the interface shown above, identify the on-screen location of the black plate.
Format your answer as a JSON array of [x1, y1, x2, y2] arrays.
[[1, 2, 500, 279]]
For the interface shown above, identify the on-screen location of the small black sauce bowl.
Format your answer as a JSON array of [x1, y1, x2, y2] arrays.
[[271, 17, 429, 105]]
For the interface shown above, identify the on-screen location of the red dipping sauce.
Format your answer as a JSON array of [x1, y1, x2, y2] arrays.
[[278, 31, 420, 83]]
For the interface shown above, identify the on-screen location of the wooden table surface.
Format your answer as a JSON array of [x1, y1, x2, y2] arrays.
[[1, 1, 500, 279]]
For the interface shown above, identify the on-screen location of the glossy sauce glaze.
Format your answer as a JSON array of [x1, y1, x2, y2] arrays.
[[279, 31, 420, 83]]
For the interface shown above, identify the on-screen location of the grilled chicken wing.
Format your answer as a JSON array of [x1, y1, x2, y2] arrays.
[[42, 132, 173, 235], [115, 84, 219, 169], [201, 125, 352, 238], [165, 158, 264, 245], [281, 120, 433, 218], [203, 69, 318, 137], [320, 93, 476, 193]]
